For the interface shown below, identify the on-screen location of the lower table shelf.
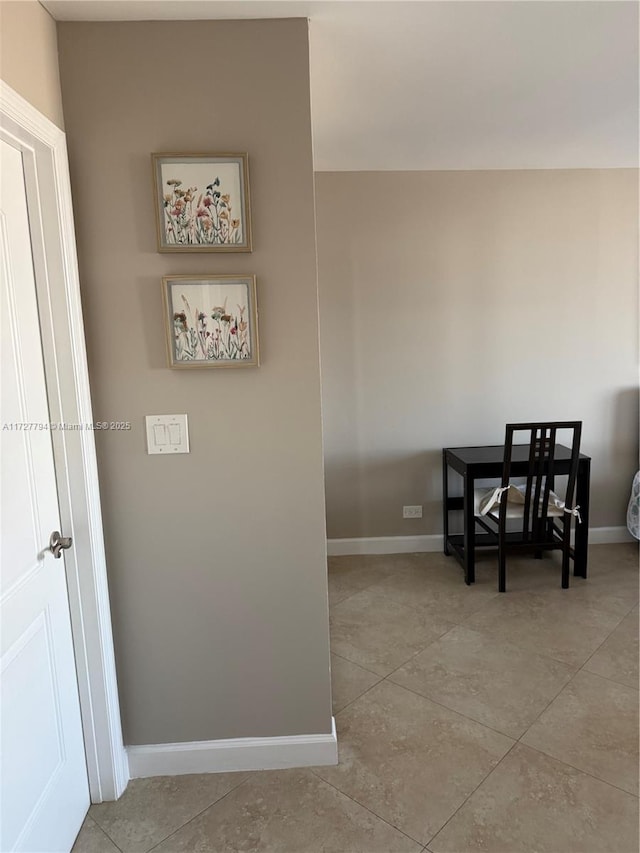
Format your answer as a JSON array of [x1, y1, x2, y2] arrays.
[[446, 532, 575, 569]]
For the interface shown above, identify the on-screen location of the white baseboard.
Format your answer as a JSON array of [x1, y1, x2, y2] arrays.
[[127, 718, 338, 779], [588, 526, 636, 544], [327, 527, 635, 556], [328, 535, 443, 556]]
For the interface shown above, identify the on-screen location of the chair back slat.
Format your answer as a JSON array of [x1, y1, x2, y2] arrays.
[[522, 430, 536, 540], [501, 421, 581, 541], [534, 426, 557, 540], [499, 433, 514, 532]]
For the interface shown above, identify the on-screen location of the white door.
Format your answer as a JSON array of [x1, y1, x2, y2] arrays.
[[0, 140, 90, 852]]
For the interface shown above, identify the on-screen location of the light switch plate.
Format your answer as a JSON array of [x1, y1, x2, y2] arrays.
[[145, 414, 189, 454]]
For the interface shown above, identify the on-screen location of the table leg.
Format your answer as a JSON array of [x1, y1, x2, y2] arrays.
[[574, 459, 590, 578], [442, 450, 450, 556], [463, 471, 475, 584]]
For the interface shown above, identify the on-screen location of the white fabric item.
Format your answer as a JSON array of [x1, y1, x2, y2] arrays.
[[475, 484, 581, 522]]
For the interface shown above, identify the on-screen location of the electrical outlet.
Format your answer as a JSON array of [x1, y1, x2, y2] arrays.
[[403, 505, 423, 519]]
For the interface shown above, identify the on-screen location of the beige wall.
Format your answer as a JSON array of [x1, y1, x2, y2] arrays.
[[0, 0, 64, 128], [316, 170, 639, 539], [57, 19, 331, 745]]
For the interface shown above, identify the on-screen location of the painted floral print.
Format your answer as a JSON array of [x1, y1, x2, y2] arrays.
[[163, 177, 243, 246], [173, 292, 251, 362]]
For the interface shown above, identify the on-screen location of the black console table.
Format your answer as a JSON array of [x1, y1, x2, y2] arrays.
[[442, 444, 591, 585]]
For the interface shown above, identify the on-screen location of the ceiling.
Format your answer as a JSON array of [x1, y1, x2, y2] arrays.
[[43, 1, 639, 171]]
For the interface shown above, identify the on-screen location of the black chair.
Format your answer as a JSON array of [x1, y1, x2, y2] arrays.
[[474, 422, 582, 592]]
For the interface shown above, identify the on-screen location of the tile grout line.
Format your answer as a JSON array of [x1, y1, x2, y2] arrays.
[[334, 567, 636, 667], [332, 622, 474, 717], [448, 613, 593, 670], [406, 620, 638, 800], [332, 585, 460, 620], [306, 767, 425, 848], [333, 671, 522, 772], [331, 559, 637, 669], [330, 648, 638, 831], [565, 595, 638, 623], [461, 555, 638, 623], [396, 578, 629, 674], [332, 555, 635, 621], [502, 650, 598, 748], [330, 649, 384, 677], [330, 559, 504, 622], [386, 618, 583, 678], [577, 596, 638, 686], [512, 740, 639, 799], [453, 603, 630, 671], [578, 664, 639, 691], [331, 624, 458, 702], [332, 673, 386, 716], [379, 622, 462, 681], [330, 598, 547, 728], [82, 815, 125, 853], [133, 774, 251, 853], [511, 646, 639, 787], [377, 676, 521, 743], [330, 619, 460, 680], [332, 579, 635, 744], [577, 609, 637, 683], [330, 673, 525, 846], [424, 740, 521, 850], [339, 580, 501, 627]]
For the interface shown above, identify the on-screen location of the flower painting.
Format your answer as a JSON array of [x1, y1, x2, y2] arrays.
[[162, 276, 259, 369], [152, 154, 251, 252]]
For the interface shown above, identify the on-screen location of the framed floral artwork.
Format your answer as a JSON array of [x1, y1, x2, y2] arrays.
[[162, 275, 259, 369], [152, 153, 252, 252]]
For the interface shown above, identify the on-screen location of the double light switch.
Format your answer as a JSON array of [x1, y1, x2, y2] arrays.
[[145, 414, 189, 454]]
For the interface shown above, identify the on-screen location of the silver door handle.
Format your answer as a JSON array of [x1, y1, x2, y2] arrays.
[[49, 530, 73, 559]]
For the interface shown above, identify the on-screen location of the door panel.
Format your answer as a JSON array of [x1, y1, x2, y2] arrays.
[[0, 139, 90, 852]]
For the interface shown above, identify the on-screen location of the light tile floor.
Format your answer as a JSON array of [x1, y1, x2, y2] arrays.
[[73, 543, 639, 853]]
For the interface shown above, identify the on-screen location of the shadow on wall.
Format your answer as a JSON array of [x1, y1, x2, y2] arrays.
[[137, 274, 168, 370], [324, 449, 443, 540]]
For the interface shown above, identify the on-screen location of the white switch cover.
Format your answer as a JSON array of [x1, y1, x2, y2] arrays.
[[146, 414, 189, 454]]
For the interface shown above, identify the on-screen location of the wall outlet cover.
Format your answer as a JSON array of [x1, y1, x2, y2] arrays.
[[403, 505, 423, 519]]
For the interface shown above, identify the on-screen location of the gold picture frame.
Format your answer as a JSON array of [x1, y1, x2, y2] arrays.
[[162, 275, 259, 369], [152, 153, 252, 252]]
